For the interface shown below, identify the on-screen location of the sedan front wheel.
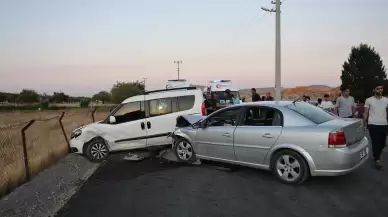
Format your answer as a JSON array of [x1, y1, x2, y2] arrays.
[[174, 138, 196, 163]]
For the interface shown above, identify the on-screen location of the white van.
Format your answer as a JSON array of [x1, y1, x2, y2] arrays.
[[69, 86, 206, 162]]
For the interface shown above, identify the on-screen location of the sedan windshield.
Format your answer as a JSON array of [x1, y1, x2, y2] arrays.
[[285, 102, 335, 124]]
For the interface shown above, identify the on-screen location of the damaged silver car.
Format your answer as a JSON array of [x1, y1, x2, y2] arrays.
[[170, 101, 369, 185]]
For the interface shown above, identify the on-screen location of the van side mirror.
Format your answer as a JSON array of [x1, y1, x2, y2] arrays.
[[109, 116, 116, 124]]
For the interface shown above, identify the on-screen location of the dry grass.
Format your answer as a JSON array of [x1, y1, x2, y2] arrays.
[[0, 108, 110, 197]]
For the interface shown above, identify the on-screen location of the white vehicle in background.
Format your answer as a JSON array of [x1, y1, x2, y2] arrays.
[[69, 86, 207, 162], [206, 80, 243, 104]]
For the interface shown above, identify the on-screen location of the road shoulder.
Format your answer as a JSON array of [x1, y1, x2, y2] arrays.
[[0, 154, 100, 217]]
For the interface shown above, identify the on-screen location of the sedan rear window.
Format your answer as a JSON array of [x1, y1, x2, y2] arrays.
[[285, 102, 335, 124]]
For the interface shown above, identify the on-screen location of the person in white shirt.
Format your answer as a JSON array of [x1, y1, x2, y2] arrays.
[[363, 83, 388, 169], [319, 94, 335, 112]]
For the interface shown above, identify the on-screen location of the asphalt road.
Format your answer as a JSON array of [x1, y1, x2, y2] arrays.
[[57, 151, 388, 217]]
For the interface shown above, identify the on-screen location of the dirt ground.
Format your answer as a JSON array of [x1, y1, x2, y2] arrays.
[[0, 108, 110, 196]]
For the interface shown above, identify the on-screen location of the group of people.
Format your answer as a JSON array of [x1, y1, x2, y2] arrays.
[[251, 88, 274, 102]]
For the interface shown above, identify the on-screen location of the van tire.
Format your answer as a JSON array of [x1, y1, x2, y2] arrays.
[[84, 137, 110, 163], [173, 138, 196, 163]]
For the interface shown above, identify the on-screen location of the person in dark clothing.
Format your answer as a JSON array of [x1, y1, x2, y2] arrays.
[[251, 88, 261, 102], [204, 93, 217, 115], [261, 96, 266, 101], [216, 89, 234, 109], [265, 92, 274, 101]]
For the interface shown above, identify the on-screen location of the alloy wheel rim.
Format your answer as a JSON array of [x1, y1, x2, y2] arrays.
[[276, 155, 301, 182], [177, 141, 193, 160], [91, 143, 108, 159]]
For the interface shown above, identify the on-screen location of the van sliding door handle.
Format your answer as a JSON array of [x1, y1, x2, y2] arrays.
[[141, 122, 145, 130], [147, 122, 151, 129]]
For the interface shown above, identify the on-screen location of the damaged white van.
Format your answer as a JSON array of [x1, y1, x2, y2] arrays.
[[69, 86, 207, 162]]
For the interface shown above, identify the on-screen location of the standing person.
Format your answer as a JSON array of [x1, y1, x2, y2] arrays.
[[204, 93, 216, 115], [317, 98, 322, 107], [216, 89, 234, 109], [251, 88, 261, 102], [335, 86, 356, 118], [363, 83, 388, 169], [265, 92, 274, 101], [319, 94, 335, 112]]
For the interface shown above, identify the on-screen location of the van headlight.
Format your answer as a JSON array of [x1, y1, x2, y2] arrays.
[[70, 129, 82, 139]]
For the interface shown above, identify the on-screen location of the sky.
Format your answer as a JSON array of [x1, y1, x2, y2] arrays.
[[0, 0, 387, 96]]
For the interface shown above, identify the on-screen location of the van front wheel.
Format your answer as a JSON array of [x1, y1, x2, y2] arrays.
[[84, 138, 110, 163]]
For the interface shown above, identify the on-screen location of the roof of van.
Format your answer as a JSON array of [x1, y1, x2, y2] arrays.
[[121, 87, 203, 104]]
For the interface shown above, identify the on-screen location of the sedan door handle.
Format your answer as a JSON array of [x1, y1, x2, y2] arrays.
[[222, 133, 230, 137], [262, 133, 273, 138]]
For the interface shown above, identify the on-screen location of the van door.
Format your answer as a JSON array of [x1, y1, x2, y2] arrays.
[[102, 101, 147, 151], [145, 95, 197, 147]]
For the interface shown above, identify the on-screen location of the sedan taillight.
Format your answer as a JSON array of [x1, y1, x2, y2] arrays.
[[328, 130, 347, 148]]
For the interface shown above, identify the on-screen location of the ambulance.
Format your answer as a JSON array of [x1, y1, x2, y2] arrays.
[[206, 80, 242, 104]]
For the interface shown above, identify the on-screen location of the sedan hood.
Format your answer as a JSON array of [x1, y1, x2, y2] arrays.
[[176, 115, 206, 128]]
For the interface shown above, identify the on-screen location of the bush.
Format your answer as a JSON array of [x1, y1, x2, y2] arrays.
[[40, 101, 49, 109], [79, 99, 90, 108]]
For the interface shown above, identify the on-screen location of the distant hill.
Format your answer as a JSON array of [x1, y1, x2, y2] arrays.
[[239, 85, 339, 100]]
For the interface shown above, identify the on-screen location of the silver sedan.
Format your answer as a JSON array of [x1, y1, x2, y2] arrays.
[[170, 101, 369, 185]]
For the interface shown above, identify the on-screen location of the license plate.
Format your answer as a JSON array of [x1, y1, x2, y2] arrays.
[[360, 147, 369, 159]]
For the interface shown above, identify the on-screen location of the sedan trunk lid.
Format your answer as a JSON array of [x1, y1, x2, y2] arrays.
[[319, 118, 364, 146]]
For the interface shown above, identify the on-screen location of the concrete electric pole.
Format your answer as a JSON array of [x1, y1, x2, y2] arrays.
[[141, 77, 147, 91], [174, 60, 182, 80], [261, 0, 282, 101]]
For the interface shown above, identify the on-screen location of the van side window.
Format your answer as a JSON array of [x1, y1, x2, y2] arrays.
[[178, 95, 195, 111], [149, 98, 172, 117], [112, 101, 145, 124]]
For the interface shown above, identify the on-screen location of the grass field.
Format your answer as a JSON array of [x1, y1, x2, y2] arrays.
[[0, 108, 110, 197]]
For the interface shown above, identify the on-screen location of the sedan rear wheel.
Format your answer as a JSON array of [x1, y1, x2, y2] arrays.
[[174, 138, 196, 163], [271, 150, 309, 185]]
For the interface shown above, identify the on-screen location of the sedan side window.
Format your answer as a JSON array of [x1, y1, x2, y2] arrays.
[[243, 107, 282, 127], [207, 108, 241, 127]]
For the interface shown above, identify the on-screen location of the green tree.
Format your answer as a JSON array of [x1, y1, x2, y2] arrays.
[[16, 89, 40, 103], [92, 91, 111, 104], [50, 92, 69, 103], [340, 43, 387, 101], [110, 81, 144, 104]]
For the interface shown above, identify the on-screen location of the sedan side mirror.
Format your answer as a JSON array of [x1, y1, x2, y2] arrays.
[[109, 116, 116, 124], [201, 121, 207, 129]]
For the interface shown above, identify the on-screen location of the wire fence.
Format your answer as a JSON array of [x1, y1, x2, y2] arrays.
[[0, 107, 112, 197]]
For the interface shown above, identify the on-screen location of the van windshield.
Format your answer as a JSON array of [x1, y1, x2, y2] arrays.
[[285, 102, 335, 124]]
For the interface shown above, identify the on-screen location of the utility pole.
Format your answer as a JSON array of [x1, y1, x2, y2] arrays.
[[141, 77, 147, 91], [261, 0, 282, 101], [174, 60, 182, 80]]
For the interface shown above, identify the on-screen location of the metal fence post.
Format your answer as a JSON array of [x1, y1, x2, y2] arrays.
[[91, 107, 98, 122], [21, 120, 35, 181], [59, 112, 70, 152]]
